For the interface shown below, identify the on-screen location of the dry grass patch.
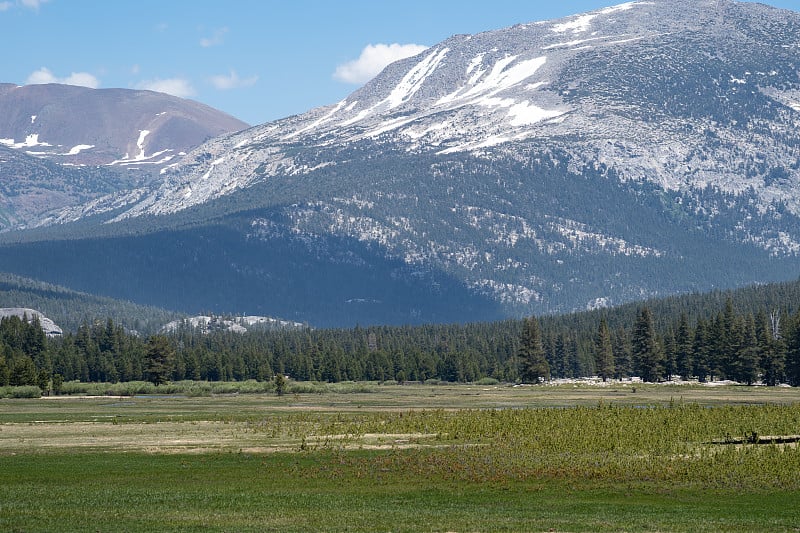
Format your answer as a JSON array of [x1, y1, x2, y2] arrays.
[[0, 420, 304, 454]]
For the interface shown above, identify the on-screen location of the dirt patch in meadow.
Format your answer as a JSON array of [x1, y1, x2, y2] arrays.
[[0, 422, 450, 455], [0, 420, 274, 454]]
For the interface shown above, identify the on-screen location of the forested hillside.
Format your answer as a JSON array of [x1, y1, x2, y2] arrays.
[[2, 278, 800, 390], [0, 272, 181, 334]]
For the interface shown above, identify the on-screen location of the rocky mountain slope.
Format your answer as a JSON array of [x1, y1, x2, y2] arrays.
[[2, 0, 799, 326], [0, 83, 248, 229], [0, 145, 157, 229], [162, 315, 306, 335], [63, 0, 800, 226], [0, 83, 248, 168], [0, 307, 62, 336]]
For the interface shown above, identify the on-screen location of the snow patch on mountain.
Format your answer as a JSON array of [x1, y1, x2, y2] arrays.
[[438, 55, 548, 105], [107, 130, 180, 168], [387, 47, 450, 109], [65, 144, 94, 156], [135, 130, 150, 159], [551, 1, 650, 34], [284, 100, 346, 140], [471, 279, 541, 305], [0, 134, 51, 149], [548, 218, 664, 258]]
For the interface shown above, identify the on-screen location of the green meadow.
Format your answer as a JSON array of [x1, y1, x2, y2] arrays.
[[2, 382, 800, 532]]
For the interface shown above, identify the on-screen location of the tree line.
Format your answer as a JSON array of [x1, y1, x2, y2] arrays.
[[2, 294, 800, 390]]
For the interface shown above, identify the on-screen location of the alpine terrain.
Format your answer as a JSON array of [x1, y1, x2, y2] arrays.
[[1, 0, 799, 326], [0, 83, 248, 229]]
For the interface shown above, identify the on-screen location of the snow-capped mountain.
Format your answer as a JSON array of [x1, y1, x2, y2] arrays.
[[67, 0, 800, 224], [0, 83, 248, 168], [0, 83, 248, 229], [2, 0, 800, 326]]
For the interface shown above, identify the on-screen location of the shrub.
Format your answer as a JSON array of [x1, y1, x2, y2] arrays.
[[1, 385, 43, 399]]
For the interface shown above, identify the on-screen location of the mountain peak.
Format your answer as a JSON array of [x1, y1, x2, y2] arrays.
[[0, 83, 248, 169]]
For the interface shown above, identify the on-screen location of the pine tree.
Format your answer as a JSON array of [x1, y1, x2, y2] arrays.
[[756, 310, 784, 386], [594, 318, 614, 382], [707, 313, 726, 380], [736, 314, 760, 385], [144, 335, 174, 386], [785, 311, 800, 386], [718, 299, 743, 380], [632, 307, 662, 382], [10, 355, 37, 386], [693, 318, 711, 382], [555, 333, 571, 378], [661, 327, 676, 381], [674, 313, 694, 380], [518, 317, 550, 383], [612, 326, 632, 378]]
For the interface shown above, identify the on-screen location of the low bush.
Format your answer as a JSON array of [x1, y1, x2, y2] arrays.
[[0, 385, 42, 399]]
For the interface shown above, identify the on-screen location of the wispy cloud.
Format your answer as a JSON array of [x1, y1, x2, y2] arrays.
[[135, 78, 195, 98], [1, 0, 49, 11], [21, 0, 49, 9], [26, 67, 100, 88], [334, 43, 428, 84], [200, 27, 228, 48], [209, 70, 258, 90]]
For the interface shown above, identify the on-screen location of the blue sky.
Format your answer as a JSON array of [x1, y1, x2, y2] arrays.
[[2, 0, 798, 125]]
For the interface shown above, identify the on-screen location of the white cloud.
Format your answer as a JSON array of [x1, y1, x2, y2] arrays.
[[333, 43, 428, 84], [209, 70, 258, 90], [200, 27, 228, 48], [26, 67, 100, 88], [21, 0, 49, 9], [0, 0, 48, 11], [135, 78, 195, 98]]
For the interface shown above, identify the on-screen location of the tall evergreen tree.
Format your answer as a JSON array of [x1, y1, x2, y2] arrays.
[[594, 318, 614, 382], [566, 334, 581, 379], [518, 317, 550, 383], [144, 335, 174, 386], [756, 310, 784, 386], [554, 333, 571, 378], [661, 327, 676, 381], [718, 299, 742, 380], [674, 313, 694, 380], [612, 326, 632, 378], [632, 307, 662, 382], [706, 313, 726, 380], [785, 311, 800, 386], [693, 318, 711, 382], [10, 355, 37, 386], [735, 314, 760, 385]]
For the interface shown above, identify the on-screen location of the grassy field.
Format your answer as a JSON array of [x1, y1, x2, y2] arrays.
[[2, 382, 800, 531]]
